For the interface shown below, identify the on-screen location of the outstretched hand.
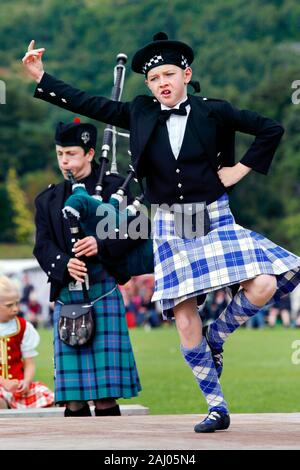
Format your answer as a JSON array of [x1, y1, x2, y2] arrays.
[[22, 40, 45, 82]]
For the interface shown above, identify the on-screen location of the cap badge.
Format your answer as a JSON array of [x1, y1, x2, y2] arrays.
[[81, 131, 90, 144]]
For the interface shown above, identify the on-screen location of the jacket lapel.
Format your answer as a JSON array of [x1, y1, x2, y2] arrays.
[[131, 95, 219, 177], [133, 97, 215, 159], [131, 99, 160, 172], [188, 95, 217, 170]]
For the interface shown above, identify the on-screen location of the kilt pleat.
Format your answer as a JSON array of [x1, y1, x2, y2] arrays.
[[152, 193, 300, 318], [53, 279, 141, 403]]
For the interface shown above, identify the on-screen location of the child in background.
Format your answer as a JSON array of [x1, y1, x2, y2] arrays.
[[0, 275, 54, 409]]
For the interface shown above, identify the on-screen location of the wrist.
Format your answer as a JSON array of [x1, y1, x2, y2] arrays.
[[35, 71, 45, 83], [22, 378, 31, 387], [235, 162, 251, 177]]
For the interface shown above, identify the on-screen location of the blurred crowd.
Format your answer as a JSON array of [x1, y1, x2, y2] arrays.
[[200, 287, 300, 329], [16, 273, 54, 329], [15, 272, 300, 329], [119, 275, 163, 329]]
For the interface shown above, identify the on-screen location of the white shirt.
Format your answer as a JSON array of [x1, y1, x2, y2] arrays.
[[0, 319, 40, 358], [161, 96, 191, 159]]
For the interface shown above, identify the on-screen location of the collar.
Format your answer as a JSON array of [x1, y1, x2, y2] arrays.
[[160, 95, 188, 111], [0, 318, 18, 336]]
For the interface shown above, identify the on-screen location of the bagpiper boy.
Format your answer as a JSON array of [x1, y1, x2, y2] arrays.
[[23, 33, 300, 431], [33, 119, 141, 417]]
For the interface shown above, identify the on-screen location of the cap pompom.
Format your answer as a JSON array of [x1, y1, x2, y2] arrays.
[[153, 32, 168, 41], [73, 117, 81, 123]]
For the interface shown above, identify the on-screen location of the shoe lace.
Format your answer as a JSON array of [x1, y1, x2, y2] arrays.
[[214, 351, 223, 365], [206, 410, 221, 421]]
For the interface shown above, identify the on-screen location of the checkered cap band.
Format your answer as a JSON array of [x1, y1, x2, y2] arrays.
[[181, 55, 189, 68], [142, 54, 164, 73], [142, 54, 189, 74]]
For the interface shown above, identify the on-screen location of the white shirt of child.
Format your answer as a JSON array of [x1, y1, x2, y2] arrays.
[[0, 319, 40, 358], [160, 96, 191, 159]]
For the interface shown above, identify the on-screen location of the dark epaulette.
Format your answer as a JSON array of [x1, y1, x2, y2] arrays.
[[35, 183, 56, 200]]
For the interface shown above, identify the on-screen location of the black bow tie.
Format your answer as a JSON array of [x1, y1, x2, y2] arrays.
[[158, 99, 189, 124]]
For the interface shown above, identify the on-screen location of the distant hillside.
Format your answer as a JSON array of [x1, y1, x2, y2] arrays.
[[0, 0, 299, 250]]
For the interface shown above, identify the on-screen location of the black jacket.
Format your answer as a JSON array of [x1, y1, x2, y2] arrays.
[[34, 72, 284, 187]]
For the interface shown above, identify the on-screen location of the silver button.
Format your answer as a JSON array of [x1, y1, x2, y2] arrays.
[[49, 92, 56, 97], [61, 98, 67, 103], [37, 88, 43, 92], [176, 169, 180, 173], [48, 271, 51, 275], [124, 233, 129, 239], [56, 255, 61, 260], [203, 97, 208, 101], [217, 152, 221, 157], [179, 195, 184, 200], [51, 263, 55, 268], [178, 183, 182, 188]]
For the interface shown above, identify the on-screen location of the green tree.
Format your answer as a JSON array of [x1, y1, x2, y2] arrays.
[[6, 167, 34, 243], [0, 184, 14, 242]]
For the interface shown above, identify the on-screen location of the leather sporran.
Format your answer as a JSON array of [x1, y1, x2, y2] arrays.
[[58, 302, 95, 347]]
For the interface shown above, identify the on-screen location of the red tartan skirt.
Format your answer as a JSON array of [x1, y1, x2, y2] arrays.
[[0, 381, 54, 409]]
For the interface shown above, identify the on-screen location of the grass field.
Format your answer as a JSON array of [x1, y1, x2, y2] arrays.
[[0, 243, 33, 259], [36, 325, 300, 415]]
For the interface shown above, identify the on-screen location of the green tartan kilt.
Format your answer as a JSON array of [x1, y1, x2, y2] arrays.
[[53, 276, 141, 403]]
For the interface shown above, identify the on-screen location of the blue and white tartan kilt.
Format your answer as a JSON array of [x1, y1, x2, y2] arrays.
[[151, 193, 300, 319]]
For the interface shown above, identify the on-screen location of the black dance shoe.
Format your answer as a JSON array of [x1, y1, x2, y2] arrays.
[[194, 410, 230, 433]]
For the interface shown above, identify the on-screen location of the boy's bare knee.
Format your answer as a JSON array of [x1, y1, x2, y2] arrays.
[[242, 275, 277, 303]]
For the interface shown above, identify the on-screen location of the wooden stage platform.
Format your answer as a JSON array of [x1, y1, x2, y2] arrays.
[[0, 412, 299, 450]]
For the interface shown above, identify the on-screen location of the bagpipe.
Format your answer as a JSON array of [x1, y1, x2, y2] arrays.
[[62, 53, 154, 281]]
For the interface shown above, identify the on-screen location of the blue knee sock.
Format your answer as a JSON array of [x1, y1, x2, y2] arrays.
[[207, 289, 261, 350], [180, 337, 228, 414]]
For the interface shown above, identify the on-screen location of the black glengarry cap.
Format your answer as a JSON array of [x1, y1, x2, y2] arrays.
[[131, 32, 194, 75]]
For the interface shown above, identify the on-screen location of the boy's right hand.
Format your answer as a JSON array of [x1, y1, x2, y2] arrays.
[[22, 40, 45, 83]]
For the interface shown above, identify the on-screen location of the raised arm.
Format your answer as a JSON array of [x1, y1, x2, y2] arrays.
[[22, 40, 45, 82], [22, 41, 131, 130]]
